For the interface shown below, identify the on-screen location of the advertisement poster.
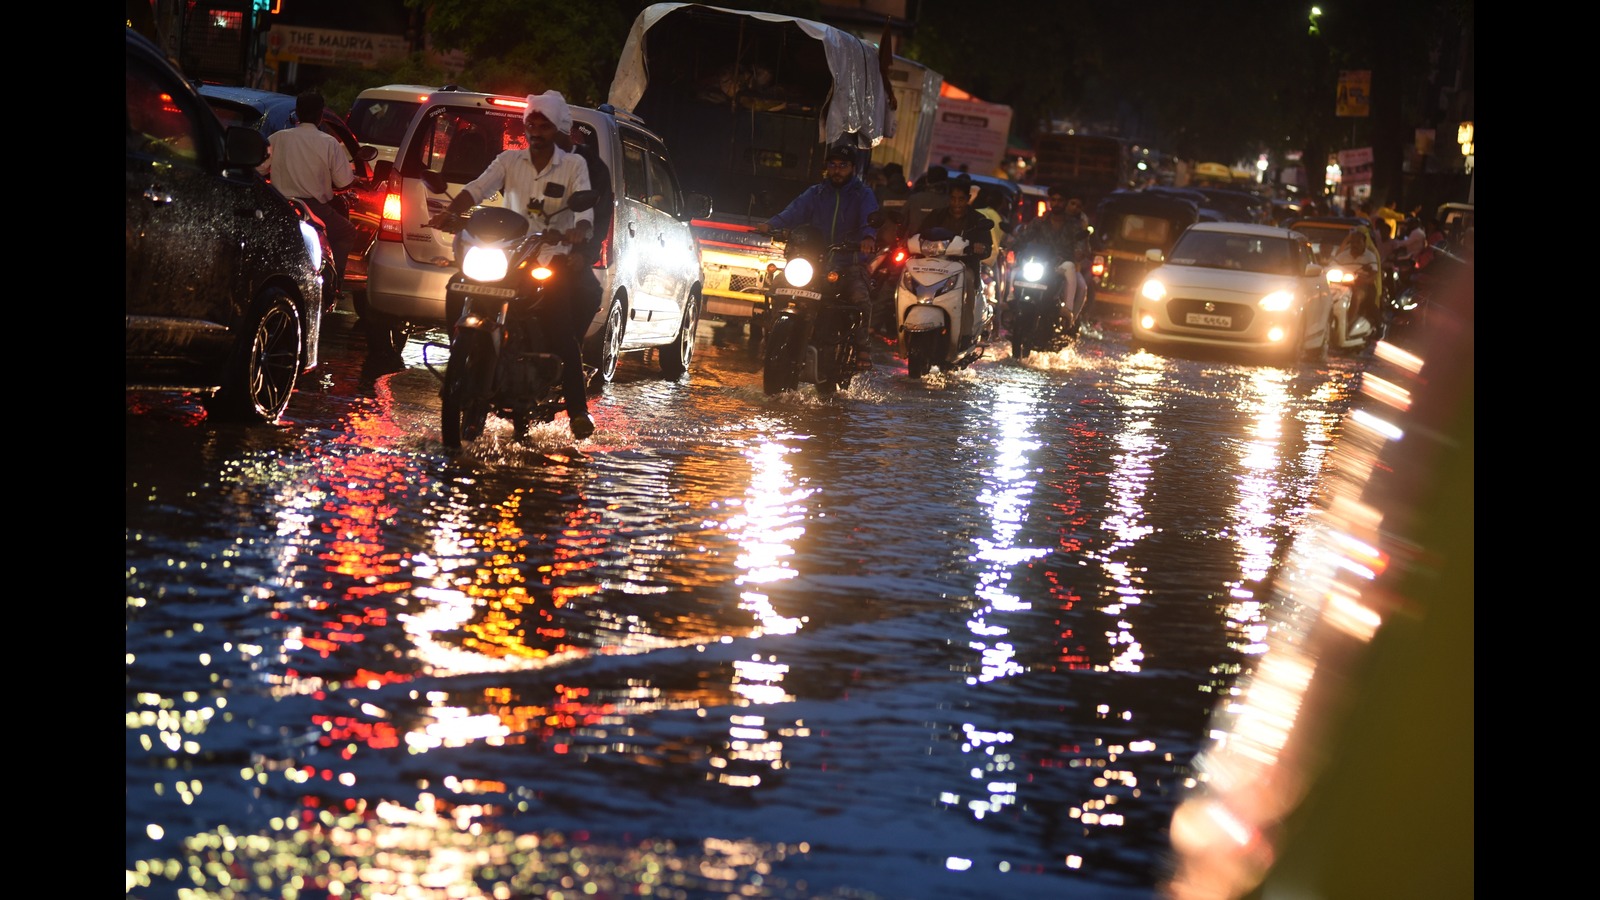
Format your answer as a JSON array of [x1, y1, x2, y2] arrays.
[[1337, 70, 1371, 117]]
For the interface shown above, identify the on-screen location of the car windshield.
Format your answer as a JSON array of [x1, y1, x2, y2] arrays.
[[348, 98, 424, 147], [1166, 231, 1297, 276]]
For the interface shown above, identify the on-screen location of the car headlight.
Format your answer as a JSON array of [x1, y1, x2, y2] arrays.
[[1140, 279, 1166, 301], [462, 245, 510, 282], [783, 257, 815, 287], [1259, 290, 1294, 312], [1021, 260, 1046, 281]]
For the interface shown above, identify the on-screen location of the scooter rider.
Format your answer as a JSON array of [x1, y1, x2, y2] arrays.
[[427, 90, 598, 440], [917, 174, 995, 337], [1013, 186, 1089, 334], [756, 143, 879, 368]]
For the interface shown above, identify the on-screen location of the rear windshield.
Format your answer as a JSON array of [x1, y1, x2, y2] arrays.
[[402, 106, 528, 184], [348, 97, 424, 147]]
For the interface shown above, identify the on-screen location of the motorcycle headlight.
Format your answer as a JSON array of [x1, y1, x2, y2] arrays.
[[462, 245, 510, 283], [1021, 260, 1046, 282], [784, 257, 815, 288], [1259, 290, 1294, 312], [1325, 267, 1354, 285]]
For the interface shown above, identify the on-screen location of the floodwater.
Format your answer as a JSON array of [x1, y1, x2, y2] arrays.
[[127, 308, 1371, 900]]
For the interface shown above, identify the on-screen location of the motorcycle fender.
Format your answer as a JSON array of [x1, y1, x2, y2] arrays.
[[902, 304, 948, 333]]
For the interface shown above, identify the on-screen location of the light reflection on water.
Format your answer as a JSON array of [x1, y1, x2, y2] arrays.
[[127, 315, 1364, 899]]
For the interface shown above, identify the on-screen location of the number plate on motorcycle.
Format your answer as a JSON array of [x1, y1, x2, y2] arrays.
[[1185, 312, 1232, 327], [1013, 281, 1049, 290], [774, 287, 822, 301], [449, 280, 518, 299]]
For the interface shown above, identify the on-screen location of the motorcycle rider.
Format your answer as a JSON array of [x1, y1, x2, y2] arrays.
[[757, 142, 879, 368], [258, 90, 360, 301], [916, 174, 995, 340], [1330, 227, 1381, 327], [1011, 185, 1087, 335], [428, 90, 598, 440]]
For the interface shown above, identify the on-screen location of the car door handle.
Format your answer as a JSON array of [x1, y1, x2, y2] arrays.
[[143, 186, 174, 206], [628, 222, 636, 237]]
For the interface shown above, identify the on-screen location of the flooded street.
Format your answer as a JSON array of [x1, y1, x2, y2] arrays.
[[127, 308, 1370, 899]]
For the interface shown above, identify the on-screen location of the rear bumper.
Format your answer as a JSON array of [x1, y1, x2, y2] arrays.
[[365, 242, 453, 326]]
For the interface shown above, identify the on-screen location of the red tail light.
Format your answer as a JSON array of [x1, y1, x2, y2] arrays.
[[1091, 256, 1105, 278], [378, 173, 403, 242], [592, 205, 612, 268], [893, 248, 906, 264]]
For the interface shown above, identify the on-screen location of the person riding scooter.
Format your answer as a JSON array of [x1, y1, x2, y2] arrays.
[[916, 175, 994, 336], [1012, 186, 1089, 336]]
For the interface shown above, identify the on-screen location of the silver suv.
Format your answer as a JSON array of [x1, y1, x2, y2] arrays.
[[364, 90, 710, 384]]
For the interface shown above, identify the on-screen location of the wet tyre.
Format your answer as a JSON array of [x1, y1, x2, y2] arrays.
[[441, 332, 494, 449], [207, 288, 303, 423], [762, 316, 801, 394], [585, 298, 624, 388], [659, 296, 698, 379]]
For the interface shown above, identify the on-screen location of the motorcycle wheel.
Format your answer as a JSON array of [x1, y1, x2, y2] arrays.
[[762, 316, 801, 395], [207, 288, 303, 423], [659, 296, 698, 379], [441, 333, 493, 449]]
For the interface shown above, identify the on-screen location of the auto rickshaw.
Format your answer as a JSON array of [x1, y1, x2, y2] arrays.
[[1088, 190, 1200, 311]]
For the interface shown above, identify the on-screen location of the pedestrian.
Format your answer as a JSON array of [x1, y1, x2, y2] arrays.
[[756, 142, 879, 368], [258, 90, 360, 299], [427, 90, 598, 439], [915, 174, 995, 338]]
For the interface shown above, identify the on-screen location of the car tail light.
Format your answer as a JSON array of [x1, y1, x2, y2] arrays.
[[378, 173, 403, 242]]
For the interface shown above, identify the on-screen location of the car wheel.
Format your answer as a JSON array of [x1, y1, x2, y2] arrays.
[[586, 298, 624, 388], [207, 289, 303, 423], [659, 296, 698, 379]]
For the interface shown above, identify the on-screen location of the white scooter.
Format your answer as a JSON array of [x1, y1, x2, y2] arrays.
[[895, 226, 997, 378]]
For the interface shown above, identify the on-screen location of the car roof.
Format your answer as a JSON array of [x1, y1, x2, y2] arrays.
[[354, 83, 457, 101], [394, 88, 668, 145]]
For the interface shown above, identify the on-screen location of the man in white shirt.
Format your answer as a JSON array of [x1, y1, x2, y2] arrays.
[[427, 91, 599, 439], [259, 91, 360, 296]]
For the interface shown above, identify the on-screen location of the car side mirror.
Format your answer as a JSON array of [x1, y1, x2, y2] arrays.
[[567, 189, 598, 213], [683, 191, 712, 220], [1305, 262, 1323, 277], [371, 159, 393, 184], [356, 144, 379, 162], [420, 169, 449, 194], [224, 125, 268, 169], [1145, 248, 1164, 263]]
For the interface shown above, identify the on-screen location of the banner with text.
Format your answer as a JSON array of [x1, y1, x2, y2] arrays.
[[267, 26, 410, 68], [1337, 70, 1371, 117]]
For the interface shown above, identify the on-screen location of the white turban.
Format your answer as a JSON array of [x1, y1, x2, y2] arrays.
[[524, 90, 572, 133]]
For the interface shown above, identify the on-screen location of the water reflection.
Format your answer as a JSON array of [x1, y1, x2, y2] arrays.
[[128, 317, 1378, 898]]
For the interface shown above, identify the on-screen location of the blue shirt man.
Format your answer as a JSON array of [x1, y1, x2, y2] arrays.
[[758, 143, 879, 361]]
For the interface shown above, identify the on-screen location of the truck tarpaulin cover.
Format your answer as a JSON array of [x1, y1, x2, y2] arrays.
[[609, 2, 892, 147]]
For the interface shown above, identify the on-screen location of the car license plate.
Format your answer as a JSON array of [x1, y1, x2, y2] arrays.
[[775, 287, 821, 301], [1185, 312, 1231, 327], [449, 280, 517, 299]]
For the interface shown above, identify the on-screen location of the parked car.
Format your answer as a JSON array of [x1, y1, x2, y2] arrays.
[[1131, 222, 1338, 364], [363, 90, 712, 384], [1088, 189, 1200, 310], [126, 27, 326, 422], [346, 84, 462, 165], [197, 84, 383, 309]]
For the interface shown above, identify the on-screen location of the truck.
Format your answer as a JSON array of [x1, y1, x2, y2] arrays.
[[608, 2, 894, 332], [1029, 132, 1133, 213], [872, 55, 942, 181]]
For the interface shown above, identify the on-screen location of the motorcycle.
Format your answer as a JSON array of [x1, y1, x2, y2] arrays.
[[761, 224, 866, 397], [423, 186, 599, 449], [1008, 241, 1071, 359], [894, 225, 997, 378]]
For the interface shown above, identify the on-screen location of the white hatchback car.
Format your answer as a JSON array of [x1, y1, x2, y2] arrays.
[[345, 84, 457, 165], [363, 90, 711, 384], [1131, 222, 1339, 364]]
